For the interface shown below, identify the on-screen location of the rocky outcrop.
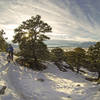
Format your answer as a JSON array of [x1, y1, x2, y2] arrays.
[[0, 86, 7, 95]]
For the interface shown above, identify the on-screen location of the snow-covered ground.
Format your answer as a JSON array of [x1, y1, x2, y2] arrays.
[[0, 52, 100, 100]]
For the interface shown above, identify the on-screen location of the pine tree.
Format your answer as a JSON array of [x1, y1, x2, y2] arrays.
[[13, 15, 52, 69], [87, 42, 100, 79], [0, 29, 8, 52], [50, 47, 65, 62], [65, 51, 76, 71], [66, 47, 86, 73]]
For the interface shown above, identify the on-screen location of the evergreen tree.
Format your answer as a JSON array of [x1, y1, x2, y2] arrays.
[[66, 47, 86, 73], [0, 29, 8, 52], [87, 42, 100, 79], [50, 47, 65, 62], [13, 15, 52, 69], [65, 51, 76, 71]]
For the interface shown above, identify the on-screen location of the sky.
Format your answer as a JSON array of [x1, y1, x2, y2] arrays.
[[0, 0, 100, 42]]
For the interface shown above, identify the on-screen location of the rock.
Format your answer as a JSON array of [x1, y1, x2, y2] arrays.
[[55, 62, 67, 72], [77, 84, 80, 87], [67, 95, 71, 98], [0, 86, 7, 95], [37, 78, 44, 82]]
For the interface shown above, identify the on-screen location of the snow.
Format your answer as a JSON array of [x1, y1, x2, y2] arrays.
[[0, 52, 100, 100]]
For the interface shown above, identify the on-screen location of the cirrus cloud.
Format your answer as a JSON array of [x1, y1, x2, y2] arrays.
[[0, 0, 100, 42]]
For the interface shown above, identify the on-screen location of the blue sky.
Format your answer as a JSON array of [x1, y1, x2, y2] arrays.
[[0, 0, 100, 42]]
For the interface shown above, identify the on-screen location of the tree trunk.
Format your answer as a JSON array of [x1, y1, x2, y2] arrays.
[[76, 65, 80, 73], [77, 67, 79, 73], [34, 55, 38, 64], [98, 71, 100, 80], [32, 34, 40, 69]]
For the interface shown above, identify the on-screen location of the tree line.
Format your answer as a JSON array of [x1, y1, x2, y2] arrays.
[[0, 15, 100, 80]]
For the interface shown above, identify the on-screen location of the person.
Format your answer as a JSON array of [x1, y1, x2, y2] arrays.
[[7, 54, 11, 63], [7, 44, 14, 61]]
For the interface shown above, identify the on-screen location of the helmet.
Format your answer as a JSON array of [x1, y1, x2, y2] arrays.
[[8, 44, 12, 47]]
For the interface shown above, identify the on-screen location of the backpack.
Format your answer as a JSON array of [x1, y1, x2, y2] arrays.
[[7, 47, 13, 52]]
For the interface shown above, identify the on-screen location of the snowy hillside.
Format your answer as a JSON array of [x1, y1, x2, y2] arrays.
[[0, 52, 100, 100]]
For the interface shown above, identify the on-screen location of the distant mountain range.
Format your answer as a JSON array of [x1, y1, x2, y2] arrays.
[[44, 40, 96, 48], [11, 40, 96, 49]]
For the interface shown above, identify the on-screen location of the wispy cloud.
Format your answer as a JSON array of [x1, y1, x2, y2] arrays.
[[0, 0, 100, 42]]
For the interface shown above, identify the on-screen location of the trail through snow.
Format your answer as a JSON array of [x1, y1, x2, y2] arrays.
[[0, 52, 100, 100]]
